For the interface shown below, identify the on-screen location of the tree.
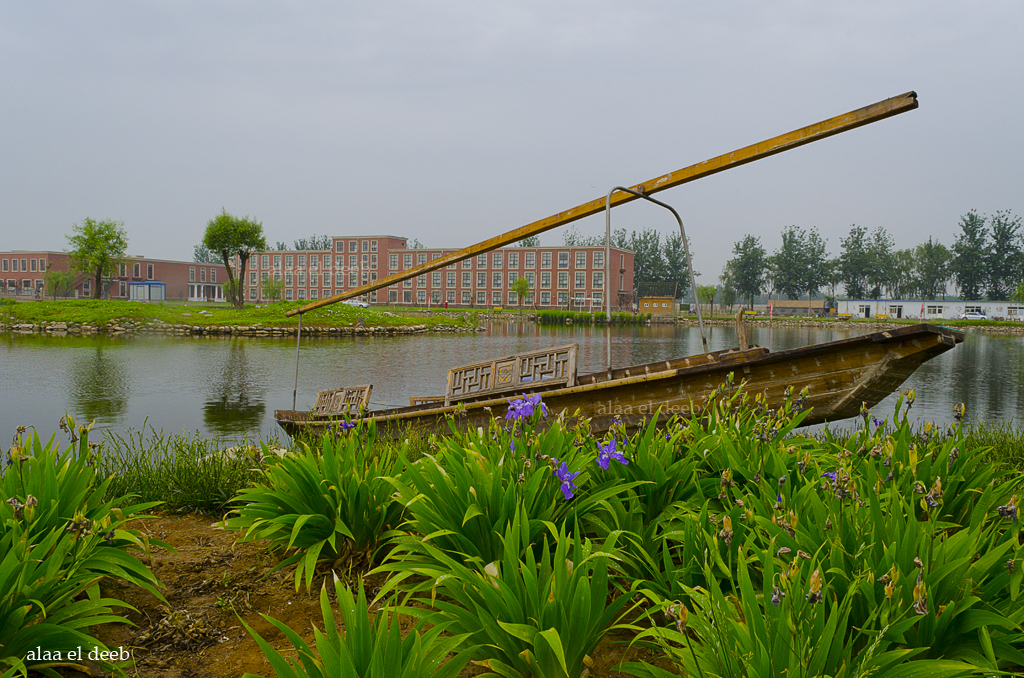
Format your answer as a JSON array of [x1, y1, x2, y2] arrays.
[[697, 284, 717, 317], [202, 209, 267, 309], [727, 235, 766, 309], [43, 268, 77, 300], [627, 228, 665, 287], [867, 227, 894, 299], [193, 244, 219, 263], [293, 235, 333, 250], [803, 227, 829, 313], [66, 218, 129, 299], [839, 225, 872, 298], [410, 239, 425, 249], [563, 226, 605, 247], [274, 241, 289, 251], [517, 235, 541, 247], [511, 277, 531, 308], [1013, 280, 1024, 304], [951, 210, 989, 300], [773, 226, 808, 300], [663, 232, 693, 298], [986, 210, 1022, 300], [262, 275, 285, 303], [718, 267, 737, 312], [888, 248, 918, 300], [915, 238, 951, 299]]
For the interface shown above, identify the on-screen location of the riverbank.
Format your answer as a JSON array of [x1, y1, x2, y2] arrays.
[[0, 299, 484, 336]]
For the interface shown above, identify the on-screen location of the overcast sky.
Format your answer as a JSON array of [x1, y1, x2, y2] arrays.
[[2, 1, 1021, 281]]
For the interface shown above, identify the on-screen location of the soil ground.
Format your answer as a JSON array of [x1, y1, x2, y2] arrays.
[[53, 513, 668, 678]]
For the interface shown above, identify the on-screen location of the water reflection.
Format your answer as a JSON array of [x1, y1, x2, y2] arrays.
[[202, 340, 267, 435], [69, 346, 130, 423]]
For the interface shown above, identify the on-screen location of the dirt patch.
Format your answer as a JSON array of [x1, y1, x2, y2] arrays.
[[54, 513, 667, 678]]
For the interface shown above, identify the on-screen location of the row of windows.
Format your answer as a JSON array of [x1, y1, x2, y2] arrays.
[[1, 258, 46, 273], [188, 267, 217, 283], [116, 263, 155, 280], [241, 269, 608, 295], [335, 240, 379, 253], [388, 250, 611, 271], [385, 290, 604, 306], [4, 279, 44, 289], [252, 254, 379, 270]]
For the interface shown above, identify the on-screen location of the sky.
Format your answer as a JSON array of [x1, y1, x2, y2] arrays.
[[2, 1, 1022, 282]]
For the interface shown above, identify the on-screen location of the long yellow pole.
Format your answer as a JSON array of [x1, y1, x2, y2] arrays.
[[287, 91, 917, 317]]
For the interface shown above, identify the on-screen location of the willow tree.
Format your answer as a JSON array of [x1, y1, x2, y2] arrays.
[[202, 209, 267, 308]]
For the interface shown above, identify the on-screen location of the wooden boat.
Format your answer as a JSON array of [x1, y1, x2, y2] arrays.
[[275, 323, 964, 438], [274, 93, 954, 437]]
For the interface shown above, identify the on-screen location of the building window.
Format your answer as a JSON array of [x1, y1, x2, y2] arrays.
[[335, 272, 344, 286], [404, 277, 412, 287], [298, 255, 306, 268], [594, 251, 604, 268], [493, 272, 502, 288], [418, 253, 427, 265], [211, 269, 216, 283], [371, 255, 377, 268], [575, 272, 586, 289], [462, 258, 472, 269], [447, 291, 456, 304], [477, 291, 486, 305], [1007, 305, 1023, 316], [432, 271, 441, 286], [447, 271, 456, 288], [1, 260, 6, 272], [286, 255, 293, 269], [462, 272, 471, 288], [508, 272, 517, 286], [349, 241, 358, 252], [362, 240, 369, 252], [525, 272, 535, 288], [541, 272, 551, 289], [493, 252, 503, 269], [274, 255, 281, 268], [389, 290, 398, 303], [403, 290, 412, 303], [541, 252, 552, 269], [262, 255, 270, 269], [508, 291, 517, 305], [558, 272, 568, 289], [30, 259, 37, 272], [418, 290, 426, 304], [593, 271, 604, 289], [310, 272, 318, 286], [858, 305, 871, 317], [593, 292, 603, 305], [336, 241, 344, 252], [558, 252, 569, 269], [558, 291, 568, 305], [119, 281, 126, 297], [133, 263, 141, 277], [250, 288, 258, 300], [310, 290, 318, 299], [525, 252, 535, 268], [189, 267, 195, 282], [200, 268, 206, 283], [350, 255, 358, 269], [309, 255, 317, 268], [371, 240, 377, 252], [286, 272, 293, 286], [404, 254, 413, 268], [477, 253, 487, 268], [323, 255, 331, 268], [250, 272, 257, 285], [965, 305, 982, 314], [477, 272, 486, 288], [349, 273, 358, 286], [541, 291, 550, 305], [492, 291, 502, 305], [418, 275, 426, 288], [336, 256, 344, 268], [297, 289, 305, 300], [508, 252, 519, 268], [83, 279, 90, 294], [462, 291, 472, 304], [20, 259, 27, 272], [286, 289, 293, 300], [576, 251, 587, 268], [147, 264, 154, 280]]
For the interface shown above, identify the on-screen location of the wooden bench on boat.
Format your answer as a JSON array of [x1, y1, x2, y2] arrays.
[[442, 344, 578, 406], [311, 385, 373, 418]]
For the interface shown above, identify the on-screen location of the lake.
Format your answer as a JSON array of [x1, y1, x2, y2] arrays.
[[2, 323, 1020, 442]]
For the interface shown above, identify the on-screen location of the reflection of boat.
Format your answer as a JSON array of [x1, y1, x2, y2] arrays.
[[275, 323, 964, 438]]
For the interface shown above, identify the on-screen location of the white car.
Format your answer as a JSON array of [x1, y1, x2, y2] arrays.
[[344, 299, 369, 308], [957, 312, 986, 320]]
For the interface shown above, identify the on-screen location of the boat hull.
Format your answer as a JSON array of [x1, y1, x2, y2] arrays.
[[276, 324, 963, 438]]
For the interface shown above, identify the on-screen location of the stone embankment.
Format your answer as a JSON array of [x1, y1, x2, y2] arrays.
[[673, 316, 1024, 335], [0, 320, 484, 337]]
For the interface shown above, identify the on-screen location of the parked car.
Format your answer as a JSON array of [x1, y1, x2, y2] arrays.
[[344, 299, 369, 308], [957, 312, 987, 320]]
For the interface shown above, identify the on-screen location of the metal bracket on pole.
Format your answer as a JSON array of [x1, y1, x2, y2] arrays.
[[605, 187, 708, 370], [292, 312, 303, 414]]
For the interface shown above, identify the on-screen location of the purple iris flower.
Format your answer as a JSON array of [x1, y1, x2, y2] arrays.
[[872, 416, 884, 430], [554, 462, 581, 500], [821, 470, 837, 483], [505, 393, 548, 421], [596, 439, 629, 470]]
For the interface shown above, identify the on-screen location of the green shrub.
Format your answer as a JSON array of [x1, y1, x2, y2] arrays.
[[1, 419, 165, 677]]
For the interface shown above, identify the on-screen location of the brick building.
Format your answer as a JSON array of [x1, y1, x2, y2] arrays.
[[235, 236, 635, 310], [0, 250, 227, 302]]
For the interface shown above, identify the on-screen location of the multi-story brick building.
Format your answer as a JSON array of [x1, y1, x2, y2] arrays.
[[236, 236, 635, 310], [0, 250, 228, 302]]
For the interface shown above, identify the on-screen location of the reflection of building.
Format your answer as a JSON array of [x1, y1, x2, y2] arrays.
[[235, 235, 635, 309], [836, 298, 1024, 320], [769, 299, 830, 317], [0, 251, 228, 301]]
